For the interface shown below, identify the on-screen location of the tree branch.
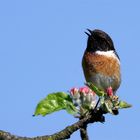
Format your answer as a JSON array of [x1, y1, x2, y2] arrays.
[[0, 109, 105, 140], [80, 124, 89, 140]]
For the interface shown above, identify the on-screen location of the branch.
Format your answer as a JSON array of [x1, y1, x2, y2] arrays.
[[80, 124, 89, 140], [79, 115, 89, 140], [0, 109, 105, 140]]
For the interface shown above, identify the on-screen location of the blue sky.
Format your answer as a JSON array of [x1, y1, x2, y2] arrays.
[[0, 0, 140, 139]]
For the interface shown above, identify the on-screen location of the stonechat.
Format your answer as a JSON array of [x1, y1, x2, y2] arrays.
[[82, 29, 121, 94]]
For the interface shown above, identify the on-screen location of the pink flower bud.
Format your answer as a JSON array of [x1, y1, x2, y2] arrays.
[[89, 89, 96, 95], [70, 87, 79, 95], [106, 87, 113, 96], [79, 86, 89, 94]]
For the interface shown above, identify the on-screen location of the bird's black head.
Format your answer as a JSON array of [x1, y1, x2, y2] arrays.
[[85, 29, 115, 52]]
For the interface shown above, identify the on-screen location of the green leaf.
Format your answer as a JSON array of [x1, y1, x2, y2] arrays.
[[119, 101, 132, 109], [34, 92, 78, 116], [86, 82, 105, 97], [65, 102, 78, 115]]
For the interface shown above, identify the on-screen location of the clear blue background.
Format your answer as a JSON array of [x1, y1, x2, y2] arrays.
[[0, 0, 139, 139]]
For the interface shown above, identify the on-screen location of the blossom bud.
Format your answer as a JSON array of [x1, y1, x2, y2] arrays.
[[70, 87, 79, 96], [79, 87, 96, 109], [106, 87, 113, 96], [79, 86, 89, 94], [70, 87, 81, 106], [70, 86, 96, 109]]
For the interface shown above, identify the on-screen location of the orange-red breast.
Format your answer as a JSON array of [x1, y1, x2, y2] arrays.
[[82, 29, 121, 94]]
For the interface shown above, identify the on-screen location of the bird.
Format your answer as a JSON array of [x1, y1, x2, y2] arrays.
[[82, 29, 121, 95]]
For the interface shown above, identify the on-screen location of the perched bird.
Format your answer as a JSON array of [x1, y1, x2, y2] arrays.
[[82, 29, 121, 95]]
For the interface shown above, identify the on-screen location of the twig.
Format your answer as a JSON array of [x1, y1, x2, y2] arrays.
[[80, 124, 89, 140], [94, 98, 100, 110], [0, 109, 105, 140]]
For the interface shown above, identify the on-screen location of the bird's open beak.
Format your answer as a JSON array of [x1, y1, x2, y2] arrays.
[[85, 29, 92, 37]]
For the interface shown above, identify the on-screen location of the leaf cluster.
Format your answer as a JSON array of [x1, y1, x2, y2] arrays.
[[34, 83, 131, 117]]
